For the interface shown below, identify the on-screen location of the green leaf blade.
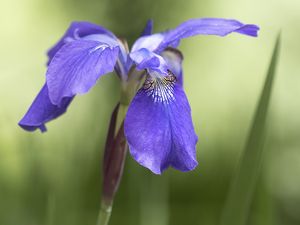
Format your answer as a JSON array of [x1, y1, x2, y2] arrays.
[[220, 34, 281, 225]]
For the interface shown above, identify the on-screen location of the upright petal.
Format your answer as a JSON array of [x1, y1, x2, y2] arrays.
[[46, 39, 119, 106], [140, 19, 153, 36], [124, 73, 198, 174], [161, 48, 184, 86], [130, 48, 168, 75], [132, 18, 259, 53], [118, 20, 154, 78], [131, 33, 164, 53], [19, 84, 73, 132], [47, 21, 117, 63]]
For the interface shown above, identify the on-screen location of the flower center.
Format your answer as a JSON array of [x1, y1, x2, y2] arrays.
[[143, 70, 177, 103]]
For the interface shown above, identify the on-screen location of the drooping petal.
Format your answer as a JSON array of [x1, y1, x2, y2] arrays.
[[19, 84, 73, 132], [132, 18, 259, 53], [160, 48, 184, 86], [141, 19, 153, 36], [47, 21, 117, 64], [46, 39, 119, 106], [124, 73, 198, 174], [130, 48, 168, 75], [82, 34, 129, 79]]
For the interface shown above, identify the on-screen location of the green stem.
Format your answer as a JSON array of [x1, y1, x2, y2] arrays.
[[97, 201, 113, 225], [97, 68, 142, 225]]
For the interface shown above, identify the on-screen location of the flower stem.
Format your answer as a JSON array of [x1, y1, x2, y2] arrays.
[[97, 200, 113, 225], [98, 102, 128, 225], [97, 67, 140, 225]]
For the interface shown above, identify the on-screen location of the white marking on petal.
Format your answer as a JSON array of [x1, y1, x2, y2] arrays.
[[143, 70, 177, 104], [89, 44, 110, 54]]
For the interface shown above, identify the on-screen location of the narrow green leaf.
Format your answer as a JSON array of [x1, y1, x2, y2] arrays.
[[220, 34, 281, 225]]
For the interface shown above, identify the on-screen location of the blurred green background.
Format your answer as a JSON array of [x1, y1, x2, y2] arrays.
[[0, 0, 300, 224]]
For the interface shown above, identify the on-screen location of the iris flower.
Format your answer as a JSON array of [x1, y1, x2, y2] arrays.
[[19, 18, 259, 174]]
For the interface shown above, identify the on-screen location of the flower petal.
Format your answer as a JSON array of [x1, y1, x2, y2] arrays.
[[161, 48, 184, 86], [132, 18, 259, 53], [47, 21, 117, 64], [157, 18, 259, 52], [141, 19, 153, 36], [124, 73, 198, 174], [46, 39, 119, 105], [19, 84, 73, 132], [81, 34, 120, 46], [131, 33, 164, 53], [82, 34, 129, 79], [130, 48, 168, 75]]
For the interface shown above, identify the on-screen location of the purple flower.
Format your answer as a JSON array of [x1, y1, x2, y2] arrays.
[[19, 18, 259, 174]]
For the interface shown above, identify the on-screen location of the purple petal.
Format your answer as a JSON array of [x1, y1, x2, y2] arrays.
[[235, 24, 260, 36], [82, 34, 129, 79], [130, 48, 168, 75], [81, 34, 120, 46], [141, 19, 153, 36], [47, 21, 117, 64], [132, 18, 259, 53], [124, 74, 198, 174], [46, 39, 119, 105], [131, 33, 164, 52], [160, 48, 184, 86], [19, 84, 73, 132], [157, 18, 259, 52]]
